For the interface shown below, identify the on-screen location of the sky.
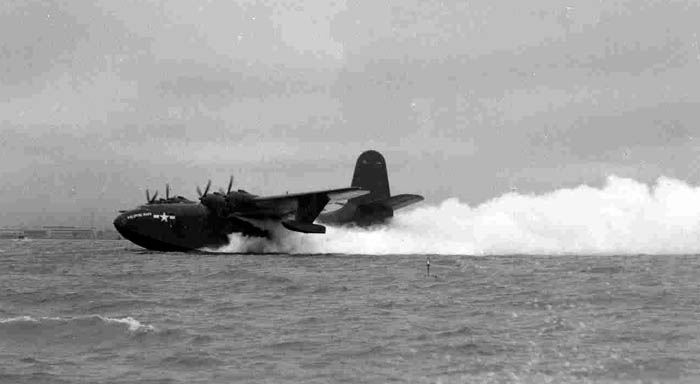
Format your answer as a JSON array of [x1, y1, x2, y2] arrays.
[[1, 0, 700, 228]]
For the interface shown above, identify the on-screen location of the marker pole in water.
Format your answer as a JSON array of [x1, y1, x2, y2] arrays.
[[426, 257, 430, 277]]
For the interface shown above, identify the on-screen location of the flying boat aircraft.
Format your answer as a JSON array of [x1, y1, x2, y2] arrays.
[[113, 177, 367, 251]]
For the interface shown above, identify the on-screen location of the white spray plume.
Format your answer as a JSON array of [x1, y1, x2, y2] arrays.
[[210, 176, 700, 255]]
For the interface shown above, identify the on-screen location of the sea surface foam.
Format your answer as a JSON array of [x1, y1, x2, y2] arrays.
[[0, 315, 154, 332], [210, 176, 700, 255]]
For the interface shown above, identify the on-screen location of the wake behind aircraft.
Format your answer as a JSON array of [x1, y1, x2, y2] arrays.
[[113, 178, 368, 252], [318, 150, 424, 226]]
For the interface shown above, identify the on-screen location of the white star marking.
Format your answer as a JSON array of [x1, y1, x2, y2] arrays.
[[155, 213, 175, 222]]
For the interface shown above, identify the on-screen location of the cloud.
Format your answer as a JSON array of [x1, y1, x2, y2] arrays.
[[2, 0, 700, 228], [0, 71, 138, 126], [0, 1, 86, 88]]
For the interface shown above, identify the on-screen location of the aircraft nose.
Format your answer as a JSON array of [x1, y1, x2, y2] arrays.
[[113, 212, 128, 233]]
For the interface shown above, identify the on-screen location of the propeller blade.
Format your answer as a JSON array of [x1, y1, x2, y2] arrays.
[[203, 180, 211, 196], [196, 185, 202, 197], [151, 190, 158, 202], [166, 184, 170, 199], [146, 189, 151, 203], [227, 175, 233, 194]]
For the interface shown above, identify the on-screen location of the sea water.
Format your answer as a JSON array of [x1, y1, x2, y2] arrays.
[[2, 239, 700, 383]]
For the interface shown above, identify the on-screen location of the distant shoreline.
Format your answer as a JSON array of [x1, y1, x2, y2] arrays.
[[0, 227, 121, 240]]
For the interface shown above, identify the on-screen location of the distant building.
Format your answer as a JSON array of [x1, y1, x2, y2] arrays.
[[24, 229, 48, 238], [43, 226, 96, 239], [0, 228, 24, 239], [0, 226, 121, 240], [96, 229, 122, 240]]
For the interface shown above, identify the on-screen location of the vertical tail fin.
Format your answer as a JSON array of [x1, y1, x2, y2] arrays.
[[351, 150, 390, 204]]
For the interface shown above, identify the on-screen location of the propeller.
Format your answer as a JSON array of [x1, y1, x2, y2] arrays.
[[217, 175, 234, 194], [197, 176, 241, 216], [146, 189, 158, 203], [165, 184, 170, 199], [226, 175, 234, 194], [196, 180, 212, 198]]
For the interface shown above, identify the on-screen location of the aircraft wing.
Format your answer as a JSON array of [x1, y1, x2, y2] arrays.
[[253, 187, 369, 203], [233, 187, 369, 221], [378, 194, 424, 211]]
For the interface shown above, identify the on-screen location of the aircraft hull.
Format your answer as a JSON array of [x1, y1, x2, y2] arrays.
[[113, 203, 267, 252]]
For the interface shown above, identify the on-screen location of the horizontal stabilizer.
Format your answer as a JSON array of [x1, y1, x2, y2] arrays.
[[282, 220, 326, 234], [378, 194, 424, 211]]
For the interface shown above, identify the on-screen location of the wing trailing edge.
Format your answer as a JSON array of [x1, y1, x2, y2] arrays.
[[252, 187, 368, 203], [375, 194, 424, 211]]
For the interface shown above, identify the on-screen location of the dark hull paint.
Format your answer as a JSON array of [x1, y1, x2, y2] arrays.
[[114, 203, 267, 252], [113, 226, 197, 252]]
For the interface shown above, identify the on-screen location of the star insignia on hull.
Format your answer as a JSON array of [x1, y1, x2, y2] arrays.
[[154, 213, 175, 222]]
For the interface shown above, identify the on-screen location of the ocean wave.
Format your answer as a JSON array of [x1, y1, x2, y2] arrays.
[[161, 352, 224, 368], [0, 315, 154, 332]]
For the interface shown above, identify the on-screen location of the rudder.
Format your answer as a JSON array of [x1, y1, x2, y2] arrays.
[[351, 150, 390, 205]]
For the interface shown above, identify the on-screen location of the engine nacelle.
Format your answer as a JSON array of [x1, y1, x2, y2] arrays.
[[200, 193, 227, 216]]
